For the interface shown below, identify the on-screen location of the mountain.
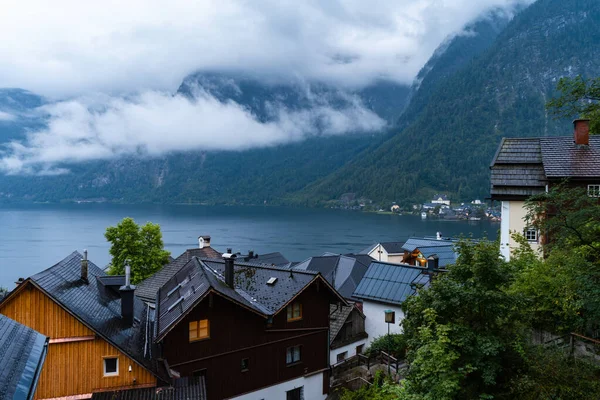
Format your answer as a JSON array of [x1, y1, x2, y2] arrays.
[[0, 76, 407, 204], [0, 89, 45, 142], [297, 0, 600, 206]]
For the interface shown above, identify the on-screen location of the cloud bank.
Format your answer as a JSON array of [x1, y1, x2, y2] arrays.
[[0, 90, 385, 174], [0, 0, 532, 97]]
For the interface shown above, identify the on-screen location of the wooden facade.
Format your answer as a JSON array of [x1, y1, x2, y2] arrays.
[[160, 280, 332, 400], [331, 307, 367, 350], [0, 282, 157, 399]]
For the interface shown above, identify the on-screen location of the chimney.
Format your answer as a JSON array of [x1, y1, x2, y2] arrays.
[[81, 249, 89, 283], [15, 277, 25, 287], [427, 254, 439, 272], [573, 119, 590, 146], [198, 235, 211, 249], [119, 263, 136, 326], [223, 252, 236, 288]]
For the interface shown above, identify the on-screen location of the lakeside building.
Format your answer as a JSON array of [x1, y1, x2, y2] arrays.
[[490, 119, 600, 260]]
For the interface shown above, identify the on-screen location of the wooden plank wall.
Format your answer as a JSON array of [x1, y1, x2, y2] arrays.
[[0, 283, 156, 399]]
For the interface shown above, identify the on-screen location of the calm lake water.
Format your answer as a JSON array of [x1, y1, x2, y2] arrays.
[[0, 204, 498, 287]]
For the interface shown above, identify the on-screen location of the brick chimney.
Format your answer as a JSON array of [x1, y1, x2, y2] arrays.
[[573, 119, 590, 146]]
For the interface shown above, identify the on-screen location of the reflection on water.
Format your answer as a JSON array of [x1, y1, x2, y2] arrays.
[[0, 203, 498, 287]]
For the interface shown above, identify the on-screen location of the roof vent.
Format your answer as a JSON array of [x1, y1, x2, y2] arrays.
[[267, 277, 278, 285]]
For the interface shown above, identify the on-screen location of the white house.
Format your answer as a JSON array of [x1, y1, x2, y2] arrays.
[[361, 242, 405, 264], [431, 194, 450, 206], [352, 261, 430, 347], [490, 120, 600, 260]]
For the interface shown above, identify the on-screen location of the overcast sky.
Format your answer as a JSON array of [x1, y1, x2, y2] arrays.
[[0, 0, 532, 174]]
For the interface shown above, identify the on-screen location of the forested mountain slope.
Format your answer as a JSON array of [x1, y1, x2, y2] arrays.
[[298, 0, 600, 206]]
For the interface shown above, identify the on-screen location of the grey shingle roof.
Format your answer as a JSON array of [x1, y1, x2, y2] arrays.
[[292, 254, 371, 299], [490, 136, 600, 199], [155, 258, 341, 341], [25, 252, 169, 382], [91, 377, 206, 400], [541, 136, 600, 178], [402, 237, 457, 252], [329, 304, 355, 344], [416, 246, 456, 267], [0, 314, 48, 400], [352, 262, 429, 306], [380, 242, 405, 254], [136, 247, 222, 303], [244, 252, 290, 266]]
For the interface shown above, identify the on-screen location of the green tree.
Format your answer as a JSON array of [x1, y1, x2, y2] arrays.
[[546, 75, 600, 133], [105, 217, 171, 284], [399, 239, 527, 399]]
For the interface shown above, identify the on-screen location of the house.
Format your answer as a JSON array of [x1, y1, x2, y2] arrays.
[[0, 314, 49, 400], [490, 119, 600, 260], [91, 377, 206, 400], [401, 236, 458, 268], [292, 253, 372, 362], [352, 260, 432, 346], [361, 242, 405, 263], [154, 254, 347, 400], [136, 235, 222, 303], [329, 304, 368, 365], [0, 251, 170, 399], [431, 194, 450, 206]]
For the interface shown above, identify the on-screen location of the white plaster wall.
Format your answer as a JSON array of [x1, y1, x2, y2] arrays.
[[362, 301, 404, 348], [229, 373, 326, 400], [330, 337, 368, 365], [368, 245, 389, 262], [387, 254, 404, 264], [505, 201, 541, 259]]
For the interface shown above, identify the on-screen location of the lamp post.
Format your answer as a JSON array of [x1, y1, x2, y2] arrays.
[[384, 310, 395, 375]]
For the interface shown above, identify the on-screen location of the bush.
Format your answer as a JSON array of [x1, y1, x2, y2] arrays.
[[366, 333, 407, 359]]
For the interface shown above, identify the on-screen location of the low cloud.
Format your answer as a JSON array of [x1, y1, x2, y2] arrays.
[[0, 111, 15, 121], [0, 90, 385, 174]]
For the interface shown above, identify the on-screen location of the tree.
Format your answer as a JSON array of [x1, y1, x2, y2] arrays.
[[105, 217, 171, 284], [399, 239, 527, 399], [546, 75, 600, 133]]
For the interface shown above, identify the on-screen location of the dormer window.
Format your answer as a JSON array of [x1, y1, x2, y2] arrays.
[[287, 301, 302, 322], [588, 185, 600, 198]]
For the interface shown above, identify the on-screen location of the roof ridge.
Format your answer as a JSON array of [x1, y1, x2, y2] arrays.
[[31, 250, 82, 280]]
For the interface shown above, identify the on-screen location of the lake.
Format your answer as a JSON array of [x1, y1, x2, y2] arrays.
[[0, 204, 498, 287]]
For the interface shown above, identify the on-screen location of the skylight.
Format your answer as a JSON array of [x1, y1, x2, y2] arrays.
[[267, 277, 278, 285]]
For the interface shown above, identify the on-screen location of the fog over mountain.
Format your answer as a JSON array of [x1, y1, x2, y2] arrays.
[[0, 0, 531, 175]]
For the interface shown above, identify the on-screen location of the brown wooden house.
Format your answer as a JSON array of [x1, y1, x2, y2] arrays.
[[153, 255, 347, 400], [329, 304, 368, 364], [0, 251, 169, 399]]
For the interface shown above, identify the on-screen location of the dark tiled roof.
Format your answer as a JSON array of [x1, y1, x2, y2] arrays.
[[91, 377, 206, 400], [136, 247, 222, 303], [379, 242, 405, 254], [97, 275, 126, 287], [242, 252, 290, 266], [156, 258, 335, 341], [27, 252, 169, 382], [329, 304, 355, 344], [541, 136, 600, 178], [490, 136, 600, 199], [0, 314, 48, 400], [353, 262, 429, 306], [293, 254, 370, 299]]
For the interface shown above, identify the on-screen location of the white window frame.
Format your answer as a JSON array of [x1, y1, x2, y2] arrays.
[[103, 356, 119, 377], [525, 227, 538, 242], [588, 184, 600, 198]]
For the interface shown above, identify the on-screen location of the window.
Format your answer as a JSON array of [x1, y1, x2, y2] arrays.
[[286, 345, 301, 365], [588, 185, 600, 198], [356, 344, 364, 355], [189, 319, 210, 342], [525, 227, 538, 242], [241, 358, 249, 372], [286, 387, 303, 400], [286, 302, 302, 322], [336, 351, 348, 362], [103, 357, 118, 377]]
